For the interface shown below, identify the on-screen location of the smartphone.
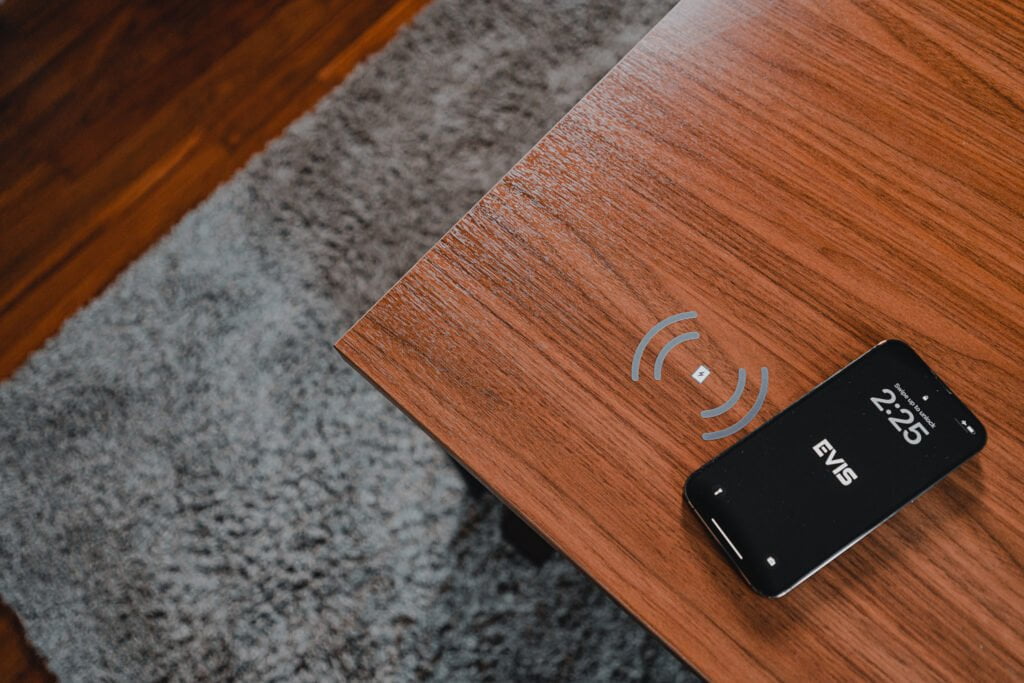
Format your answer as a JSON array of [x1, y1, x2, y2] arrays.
[[684, 339, 986, 597]]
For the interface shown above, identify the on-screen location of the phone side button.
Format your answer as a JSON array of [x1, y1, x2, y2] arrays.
[[710, 517, 744, 560]]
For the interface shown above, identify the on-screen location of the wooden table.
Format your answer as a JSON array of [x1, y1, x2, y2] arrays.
[[336, 0, 1024, 678]]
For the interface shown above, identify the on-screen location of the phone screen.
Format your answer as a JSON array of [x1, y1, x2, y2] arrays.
[[685, 340, 987, 597]]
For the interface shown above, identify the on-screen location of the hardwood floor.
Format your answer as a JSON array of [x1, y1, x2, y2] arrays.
[[0, 599, 53, 683], [0, 0, 431, 676], [0, 0, 432, 380]]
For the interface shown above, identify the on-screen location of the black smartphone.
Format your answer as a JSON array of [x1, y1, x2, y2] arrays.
[[684, 339, 986, 597]]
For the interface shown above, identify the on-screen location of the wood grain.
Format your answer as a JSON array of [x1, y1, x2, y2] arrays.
[[337, 0, 1024, 678], [0, 0, 432, 379]]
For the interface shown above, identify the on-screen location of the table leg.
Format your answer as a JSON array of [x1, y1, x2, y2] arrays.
[[446, 455, 554, 564], [500, 508, 554, 566]]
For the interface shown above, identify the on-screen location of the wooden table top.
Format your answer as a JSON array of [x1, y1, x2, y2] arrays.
[[336, 0, 1024, 678]]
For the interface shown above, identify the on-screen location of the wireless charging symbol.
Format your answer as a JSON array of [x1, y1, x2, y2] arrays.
[[631, 311, 769, 441], [699, 366, 769, 441]]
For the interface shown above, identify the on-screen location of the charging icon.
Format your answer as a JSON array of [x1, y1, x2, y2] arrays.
[[631, 311, 770, 441], [692, 365, 711, 383]]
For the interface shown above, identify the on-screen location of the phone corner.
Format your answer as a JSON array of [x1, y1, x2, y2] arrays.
[[741, 570, 790, 599], [682, 469, 702, 509], [875, 338, 912, 352]]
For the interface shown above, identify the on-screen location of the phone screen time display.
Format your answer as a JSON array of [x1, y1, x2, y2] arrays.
[[685, 340, 986, 597]]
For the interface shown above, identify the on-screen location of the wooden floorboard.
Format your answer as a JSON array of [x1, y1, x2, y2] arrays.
[[0, 599, 54, 683], [0, 0, 432, 379], [0, 0, 432, 676]]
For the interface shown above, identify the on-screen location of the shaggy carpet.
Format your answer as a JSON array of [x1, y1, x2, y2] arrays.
[[0, 0, 697, 679]]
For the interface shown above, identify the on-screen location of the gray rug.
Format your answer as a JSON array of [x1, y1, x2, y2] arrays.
[[0, 0, 695, 679]]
